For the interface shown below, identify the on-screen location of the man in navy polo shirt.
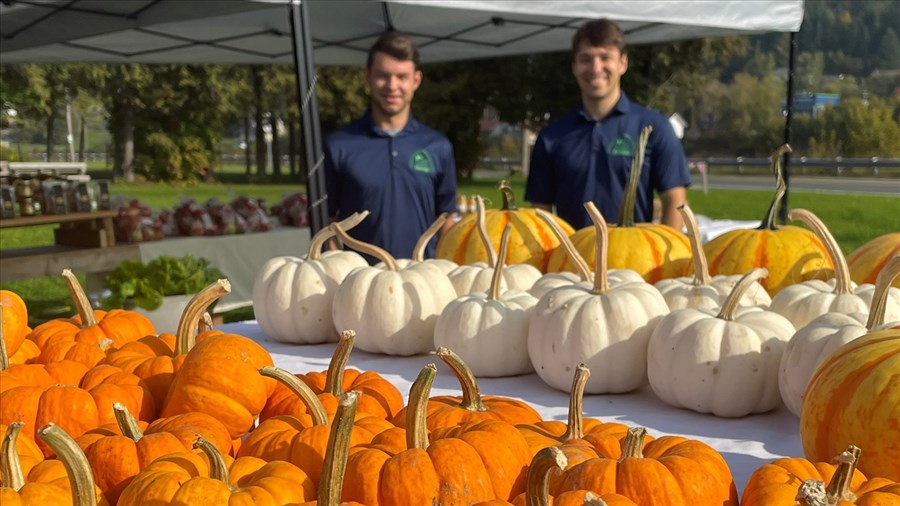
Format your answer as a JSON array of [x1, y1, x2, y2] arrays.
[[525, 19, 691, 231], [324, 31, 458, 263]]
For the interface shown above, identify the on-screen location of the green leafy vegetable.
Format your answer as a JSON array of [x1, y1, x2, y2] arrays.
[[102, 255, 225, 310]]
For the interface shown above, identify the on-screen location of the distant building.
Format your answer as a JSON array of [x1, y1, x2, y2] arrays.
[[792, 92, 840, 117]]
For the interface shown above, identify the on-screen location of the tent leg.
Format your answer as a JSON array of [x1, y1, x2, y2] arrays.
[[290, 0, 329, 234], [779, 30, 797, 224]]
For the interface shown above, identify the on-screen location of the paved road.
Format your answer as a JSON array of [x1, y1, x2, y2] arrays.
[[698, 174, 900, 197]]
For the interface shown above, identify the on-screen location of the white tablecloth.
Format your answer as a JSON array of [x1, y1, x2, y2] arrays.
[[221, 320, 804, 496]]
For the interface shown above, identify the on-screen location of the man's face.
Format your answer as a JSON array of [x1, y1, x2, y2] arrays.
[[365, 52, 422, 119], [572, 42, 628, 102]]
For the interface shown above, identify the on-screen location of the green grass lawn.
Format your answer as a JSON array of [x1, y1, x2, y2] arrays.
[[2, 172, 897, 326]]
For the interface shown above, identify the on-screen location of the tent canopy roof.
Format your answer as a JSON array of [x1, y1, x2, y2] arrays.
[[1, 0, 804, 65]]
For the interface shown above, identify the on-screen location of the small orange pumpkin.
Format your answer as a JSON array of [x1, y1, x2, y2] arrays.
[[1, 290, 29, 359]]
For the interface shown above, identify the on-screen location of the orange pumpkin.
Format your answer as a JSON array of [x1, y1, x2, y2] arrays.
[[800, 327, 900, 481], [847, 232, 900, 289], [260, 330, 403, 423], [546, 126, 692, 283], [1, 290, 29, 359], [437, 180, 574, 272], [391, 347, 542, 431], [742, 445, 899, 505], [702, 145, 833, 295]]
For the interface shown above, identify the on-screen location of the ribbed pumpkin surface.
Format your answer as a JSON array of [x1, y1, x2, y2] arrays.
[[847, 232, 900, 288]]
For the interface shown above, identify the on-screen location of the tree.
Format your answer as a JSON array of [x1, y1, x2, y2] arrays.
[[878, 28, 900, 69]]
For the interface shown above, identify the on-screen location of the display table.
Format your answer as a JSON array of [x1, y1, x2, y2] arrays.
[[221, 320, 804, 496]]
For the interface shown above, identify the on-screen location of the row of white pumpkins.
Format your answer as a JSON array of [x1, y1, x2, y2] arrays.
[[252, 197, 900, 420]]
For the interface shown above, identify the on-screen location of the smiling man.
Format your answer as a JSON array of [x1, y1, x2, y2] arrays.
[[324, 32, 458, 262], [525, 19, 691, 230]]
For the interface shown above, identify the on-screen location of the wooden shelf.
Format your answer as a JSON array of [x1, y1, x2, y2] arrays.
[[0, 210, 117, 229]]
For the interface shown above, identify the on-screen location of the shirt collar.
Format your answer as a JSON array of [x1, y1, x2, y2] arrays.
[[363, 109, 420, 137], [577, 92, 632, 122]]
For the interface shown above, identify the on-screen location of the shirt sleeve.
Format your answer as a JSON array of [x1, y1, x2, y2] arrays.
[[524, 131, 555, 205], [435, 140, 458, 215], [648, 115, 692, 193], [323, 137, 341, 218]]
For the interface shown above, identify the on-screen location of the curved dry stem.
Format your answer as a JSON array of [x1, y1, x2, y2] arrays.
[[331, 221, 398, 271], [62, 268, 97, 328], [489, 224, 512, 301], [498, 180, 518, 210], [1, 421, 25, 491], [618, 126, 653, 228], [174, 279, 231, 356], [316, 391, 359, 506], [436, 347, 487, 412], [560, 364, 590, 441], [536, 208, 591, 282], [789, 208, 851, 294], [796, 480, 828, 506], [199, 311, 214, 334], [325, 330, 356, 396], [826, 445, 861, 503], [619, 426, 648, 461], [112, 402, 144, 441], [678, 204, 711, 286], [758, 144, 792, 230], [717, 268, 769, 321], [406, 364, 437, 451], [865, 255, 900, 330], [194, 435, 235, 492], [38, 423, 99, 506], [0, 313, 9, 371], [584, 202, 609, 294], [308, 211, 369, 261], [476, 195, 499, 268], [525, 446, 567, 506], [259, 366, 329, 426], [412, 213, 448, 262]]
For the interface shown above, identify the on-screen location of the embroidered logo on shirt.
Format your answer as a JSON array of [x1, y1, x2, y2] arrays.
[[607, 134, 635, 157], [409, 149, 436, 174]]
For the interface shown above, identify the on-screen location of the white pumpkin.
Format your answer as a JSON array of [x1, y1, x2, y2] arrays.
[[647, 268, 796, 417], [377, 212, 459, 275], [331, 221, 456, 356], [434, 224, 538, 377], [655, 204, 771, 311], [529, 208, 643, 299], [252, 212, 369, 344], [778, 255, 900, 417], [769, 209, 870, 329], [528, 202, 668, 394], [448, 195, 541, 295]]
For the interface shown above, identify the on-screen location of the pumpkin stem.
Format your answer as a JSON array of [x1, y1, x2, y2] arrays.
[[525, 446, 567, 506], [199, 311, 214, 334], [498, 180, 518, 210], [331, 221, 399, 271], [788, 209, 851, 294], [585, 202, 610, 294], [584, 492, 611, 505], [619, 426, 647, 461], [37, 423, 99, 506], [0, 312, 9, 371], [174, 279, 231, 356], [112, 402, 144, 441], [678, 204, 712, 286], [617, 125, 652, 228], [488, 225, 513, 301], [757, 144, 792, 231], [825, 445, 861, 503], [406, 364, 437, 451], [316, 391, 359, 506], [716, 268, 768, 321], [308, 211, 369, 261], [536, 209, 592, 282], [796, 480, 829, 506], [412, 213, 448, 262], [476, 195, 499, 268], [1, 422, 26, 491], [194, 435, 235, 492], [560, 364, 590, 441], [865, 255, 900, 330], [259, 366, 329, 426], [436, 347, 487, 412], [325, 330, 356, 396], [62, 269, 97, 328]]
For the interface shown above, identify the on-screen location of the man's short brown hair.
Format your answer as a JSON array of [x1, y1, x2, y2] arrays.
[[571, 19, 626, 55], [367, 31, 420, 69]]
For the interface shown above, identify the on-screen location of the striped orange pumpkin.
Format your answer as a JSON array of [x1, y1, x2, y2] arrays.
[[800, 327, 900, 482], [703, 145, 832, 295], [847, 232, 900, 288], [436, 180, 573, 272]]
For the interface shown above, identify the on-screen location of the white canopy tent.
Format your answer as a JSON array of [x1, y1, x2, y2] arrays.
[[0, 0, 805, 229]]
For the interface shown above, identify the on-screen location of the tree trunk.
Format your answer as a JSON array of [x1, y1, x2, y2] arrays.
[[111, 99, 135, 182], [243, 112, 252, 176], [271, 112, 282, 178], [45, 114, 55, 162], [252, 66, 267, 181], [288, 115, 297, 177], [78, 114, 86, 162]]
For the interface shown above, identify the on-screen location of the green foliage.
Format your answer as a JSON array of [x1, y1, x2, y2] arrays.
[[101, 255, 224, 311]]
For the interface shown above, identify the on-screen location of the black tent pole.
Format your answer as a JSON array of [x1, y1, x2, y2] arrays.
[[290, 0, 329, 234], [779, 30, 798, 224]]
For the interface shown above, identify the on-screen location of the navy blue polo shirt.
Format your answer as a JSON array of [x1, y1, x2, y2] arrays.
[[323, 111, 457, 262], [525, 93, 690, 229]]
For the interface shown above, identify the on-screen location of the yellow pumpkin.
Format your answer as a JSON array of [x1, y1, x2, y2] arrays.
[[703, 145, 833, 296], [436, 180, 574, 272], [546, 126, 691, 283], [847, 232, 900, 289], [800, 327, 900, 481]]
